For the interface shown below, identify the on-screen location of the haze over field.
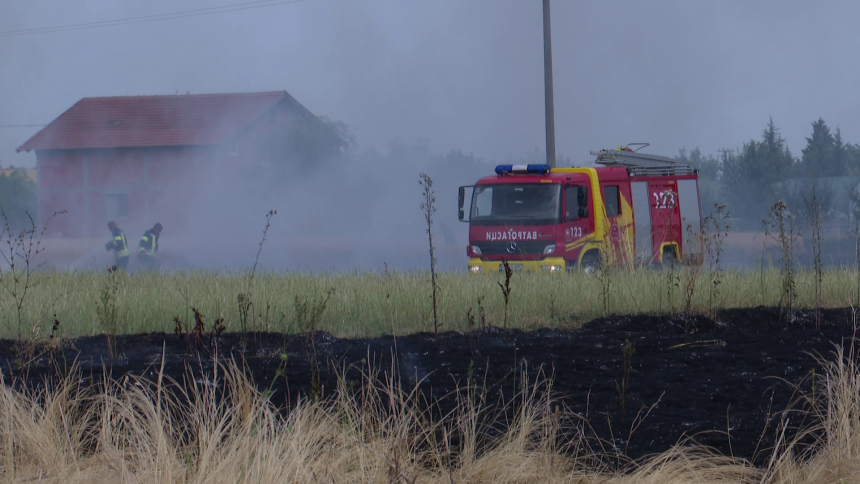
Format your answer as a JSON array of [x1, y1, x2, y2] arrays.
[[2, 0, 859, 270]]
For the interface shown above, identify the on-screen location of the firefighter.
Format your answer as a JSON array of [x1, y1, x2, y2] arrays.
[[138, 223, 163, 271], [104, 221, 130, 270]]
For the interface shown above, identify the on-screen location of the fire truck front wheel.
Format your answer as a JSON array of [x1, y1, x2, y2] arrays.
[[580, 251, 601, 275]]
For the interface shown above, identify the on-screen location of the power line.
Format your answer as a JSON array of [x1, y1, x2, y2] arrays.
[[0, 124, 47, 129], [0, 0, 280, 35], [0, 0, 311, 38]]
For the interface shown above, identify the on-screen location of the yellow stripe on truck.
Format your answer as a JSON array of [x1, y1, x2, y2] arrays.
[[564, 235, 592, 252]]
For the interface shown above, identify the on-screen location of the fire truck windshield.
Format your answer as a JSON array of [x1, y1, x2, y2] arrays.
[[470, 184, 561, 226]]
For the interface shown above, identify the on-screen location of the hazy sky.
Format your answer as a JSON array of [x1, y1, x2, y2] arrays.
[[3, 0, 860, 169]]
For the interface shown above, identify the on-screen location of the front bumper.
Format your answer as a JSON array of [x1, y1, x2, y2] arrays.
[[467, 257, 567, 273]]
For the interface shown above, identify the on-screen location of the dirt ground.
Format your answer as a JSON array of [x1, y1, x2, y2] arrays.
[[2, 306, 857, 463]]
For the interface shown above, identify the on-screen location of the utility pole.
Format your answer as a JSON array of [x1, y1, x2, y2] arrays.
[[543, 0, 556, 168]]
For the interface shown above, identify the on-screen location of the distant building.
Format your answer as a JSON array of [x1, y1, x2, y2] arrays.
[[17, 91, 313, 236]]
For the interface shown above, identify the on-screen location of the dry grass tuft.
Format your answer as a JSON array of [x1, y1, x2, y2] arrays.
[[6, 345, 860, 483], [758, 340, 860, 484]]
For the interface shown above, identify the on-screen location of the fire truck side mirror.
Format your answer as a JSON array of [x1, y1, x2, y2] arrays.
[[458, 187, 466, 221], [578, 187, 588, 207], [579, 207, 588, 218]]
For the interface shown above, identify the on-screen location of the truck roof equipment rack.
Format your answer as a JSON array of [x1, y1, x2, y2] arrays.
[[590, 144, 695, 177]]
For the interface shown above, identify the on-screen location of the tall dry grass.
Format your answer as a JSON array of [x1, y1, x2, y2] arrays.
[[758, 340, 860, 483], [5, 343, 860, 483]]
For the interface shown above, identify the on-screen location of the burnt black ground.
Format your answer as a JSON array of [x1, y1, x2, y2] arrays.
[[1, 307, 857, 463]]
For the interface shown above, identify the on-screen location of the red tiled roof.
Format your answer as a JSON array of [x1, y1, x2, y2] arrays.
[[17, 91, 312, 152]]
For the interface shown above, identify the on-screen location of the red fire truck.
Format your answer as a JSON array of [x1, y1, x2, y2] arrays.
[[458, 145, 702, 272]]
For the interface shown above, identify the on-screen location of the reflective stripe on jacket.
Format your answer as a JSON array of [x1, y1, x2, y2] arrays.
[[107, 229, 129, 258], [139, 230, 158, 257], [113, 232, 129, 258]]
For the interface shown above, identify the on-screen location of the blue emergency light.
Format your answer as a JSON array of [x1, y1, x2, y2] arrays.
[[494, 164, 551, 175]]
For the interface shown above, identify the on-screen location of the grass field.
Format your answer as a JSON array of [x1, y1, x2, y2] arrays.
[[1, 265, 859, 340]]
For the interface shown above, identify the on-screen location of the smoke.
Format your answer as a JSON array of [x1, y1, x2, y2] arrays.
[[7, 1, 860, 272], [165, 142, 489, 272], [5, 1, 860, 167]]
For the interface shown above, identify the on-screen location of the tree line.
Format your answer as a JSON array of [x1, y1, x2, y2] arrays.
[[678, 117, 860, 229]]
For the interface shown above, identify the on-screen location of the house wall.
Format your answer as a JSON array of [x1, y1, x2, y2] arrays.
[[37, 146, 223, 237], [34, 96, 306, 237], [229, 97, 307, 168]]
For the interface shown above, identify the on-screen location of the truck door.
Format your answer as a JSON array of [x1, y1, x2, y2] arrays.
[[562, 184, 591, 263], [458, 186, 475, 222], [630, 181, 653, 263], [601, 182, 634, 265], [649, 182, 682, 261]]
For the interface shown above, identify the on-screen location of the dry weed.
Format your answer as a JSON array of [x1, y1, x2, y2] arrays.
[[3, 345, 860, 483]]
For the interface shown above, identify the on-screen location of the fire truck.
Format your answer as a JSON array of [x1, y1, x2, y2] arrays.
[[458, 145, 702, 272]]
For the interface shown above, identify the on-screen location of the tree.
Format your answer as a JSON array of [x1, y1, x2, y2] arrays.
[[797, 118, 839, 177], [720, 118, 794, 226], [833, 126, 847, 175], [437, 149, 489, 181], [0, 169, 37, 233], [775, 178, 835, 222], [847, 144, 860, 174], [256, 115, 356, 173], [387, 137, 431, 162]]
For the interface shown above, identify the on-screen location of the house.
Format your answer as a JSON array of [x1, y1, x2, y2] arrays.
[[17, 91, 313, 236]]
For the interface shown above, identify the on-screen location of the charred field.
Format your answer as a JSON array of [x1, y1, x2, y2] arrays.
[[3, 306, 856, 464]]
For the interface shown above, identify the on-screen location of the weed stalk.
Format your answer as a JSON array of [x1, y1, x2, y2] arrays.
[[597, 251, 612, 317], [616, 339, 636, 419], [763, 200, 799, 322], [238, 209, 276, 348], [706, 204, 729, 321], [803, 182, 823, 330], [295, 287, 335, 400], [419, 173, 440, 342], [681, 216, 709, 316], [0, 209, 65, 359], [498, 259, 513, 329], [95, 265, 121, 361]]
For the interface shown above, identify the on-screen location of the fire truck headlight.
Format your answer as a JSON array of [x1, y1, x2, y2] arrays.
[[541, 265, 563, 272], [469, 266, 483, 273], [543, 244, 556, 255], [470, 245, 482, 255]]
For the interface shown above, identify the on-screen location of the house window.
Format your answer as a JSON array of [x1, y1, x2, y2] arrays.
[[103, 194, 128, 219]]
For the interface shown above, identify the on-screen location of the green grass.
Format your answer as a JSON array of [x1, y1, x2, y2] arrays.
[[0, 266, 858, 340]]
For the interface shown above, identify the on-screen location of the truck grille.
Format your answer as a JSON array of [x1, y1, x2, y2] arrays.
[[475, 241, 549, 256]]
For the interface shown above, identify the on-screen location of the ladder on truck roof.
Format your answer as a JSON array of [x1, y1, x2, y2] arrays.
[[590, 144, 695, 177]]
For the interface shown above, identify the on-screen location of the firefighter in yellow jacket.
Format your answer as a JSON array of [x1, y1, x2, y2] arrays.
[[104, 221, 130, 270], [138, 223, 163, 271]]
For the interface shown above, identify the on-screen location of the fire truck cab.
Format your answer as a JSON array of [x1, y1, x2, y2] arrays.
[[458, 146, 702, 272]]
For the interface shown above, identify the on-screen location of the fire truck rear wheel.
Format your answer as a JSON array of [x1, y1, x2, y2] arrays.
[[580, 252, 601, 275]]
